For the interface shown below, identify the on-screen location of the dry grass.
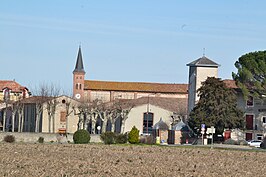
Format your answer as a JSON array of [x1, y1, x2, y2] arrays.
[[0, 143, 265, 177]]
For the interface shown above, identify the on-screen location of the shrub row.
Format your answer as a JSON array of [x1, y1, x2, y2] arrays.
[[100, 132, 127, 144], [223, 138, 248, 145]]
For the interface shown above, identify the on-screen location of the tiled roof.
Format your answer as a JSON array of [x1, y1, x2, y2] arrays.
[[223, 79, 238, 89], [0, 80, 28, 92], [84, 80, 188, 93], [114, 97, 188, 113], [187, 56, 219, 67]]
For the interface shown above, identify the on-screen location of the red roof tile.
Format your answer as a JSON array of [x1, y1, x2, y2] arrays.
[[223, 79, 238, 89], [84, 80, 188, 94], [0, 80, 28, 92]]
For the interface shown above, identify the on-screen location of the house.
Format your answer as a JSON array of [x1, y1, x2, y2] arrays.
[[0, 95, 80, 134], [0, 80, 30, 102], [224, 79, 266, 141]]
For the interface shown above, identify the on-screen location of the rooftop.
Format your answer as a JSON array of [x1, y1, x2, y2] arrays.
[[0, 80, 28, 92], [84, 80, 188, 94], [187, 56, 219, 67]]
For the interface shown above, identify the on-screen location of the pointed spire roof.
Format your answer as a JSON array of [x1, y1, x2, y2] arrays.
[[73, 46, 85, 73], [186, 56, 219, 67]]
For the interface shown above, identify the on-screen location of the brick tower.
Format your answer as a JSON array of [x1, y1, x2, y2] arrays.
[[73, 46, 85, 101]]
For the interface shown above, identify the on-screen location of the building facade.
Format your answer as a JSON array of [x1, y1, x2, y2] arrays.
[[224, 79, 266, 141]]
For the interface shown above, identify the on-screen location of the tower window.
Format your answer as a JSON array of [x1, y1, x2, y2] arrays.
[[76, 84, 79, 89], [79, 84, 82, 90], [80, 76, 82, 79]]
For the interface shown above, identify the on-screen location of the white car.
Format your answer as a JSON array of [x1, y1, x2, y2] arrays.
[[247, 140, 262, 148]]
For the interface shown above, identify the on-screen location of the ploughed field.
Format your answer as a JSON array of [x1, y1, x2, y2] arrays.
[[0, 143, 265, 177]]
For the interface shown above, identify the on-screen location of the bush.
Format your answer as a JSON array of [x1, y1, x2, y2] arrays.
[[100, 132, 128, 144], [73, 129, 90, 144], [115, 133, 127, 144], [223, 138, 236, 145], [140, 135, 154, 145], [4, 135, 15, 143], [238, 140, 248, 146], [100, 131, 116, 144], [38, 137, 44, 143], [128, 126, 139, 144], [223, 138, 248, 145]]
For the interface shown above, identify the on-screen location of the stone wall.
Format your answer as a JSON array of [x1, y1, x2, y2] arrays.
[[0, 132, 101, 143]]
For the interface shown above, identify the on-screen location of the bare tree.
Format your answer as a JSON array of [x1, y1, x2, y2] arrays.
[[47, 84, 61, 133], [63, 98, 74, 134], [10, 98, 24, 132]]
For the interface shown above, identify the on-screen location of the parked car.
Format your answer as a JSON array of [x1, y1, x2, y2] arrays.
[[247, 140, 262, 148]]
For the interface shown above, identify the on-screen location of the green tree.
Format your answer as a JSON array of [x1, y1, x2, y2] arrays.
[[128, 126, 139, 144], [188, 77, 244, 134], [232, 50, 266, 99]]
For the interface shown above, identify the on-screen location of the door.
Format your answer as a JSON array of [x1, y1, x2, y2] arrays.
[[246, 133, 253, 141], [246, 114, 254, 130]]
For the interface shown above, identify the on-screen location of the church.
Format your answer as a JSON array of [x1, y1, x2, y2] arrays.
[[72, 46, 219, 110], [72, 47, 189, 103], [72, 47, 220, 134]]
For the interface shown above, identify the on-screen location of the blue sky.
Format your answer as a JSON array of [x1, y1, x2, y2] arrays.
[[1, 0, 266, 94]]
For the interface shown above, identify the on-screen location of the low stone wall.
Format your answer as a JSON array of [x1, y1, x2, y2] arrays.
[[0, 132, 102, 143]]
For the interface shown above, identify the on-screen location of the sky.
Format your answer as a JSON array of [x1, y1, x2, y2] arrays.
[[1, 0, 266, 94]]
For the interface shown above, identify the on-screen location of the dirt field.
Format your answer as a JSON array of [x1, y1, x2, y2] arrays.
[[0, 143, 265, 177]]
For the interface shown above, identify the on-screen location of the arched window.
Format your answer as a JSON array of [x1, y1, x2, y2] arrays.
[[143, 112, 153, 134], [79, 84, 82, 90], [76, 84, 79, 89]]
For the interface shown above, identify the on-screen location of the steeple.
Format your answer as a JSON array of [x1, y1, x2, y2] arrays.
[[73, 46, 86, 101], [73, 46, 85, 73]]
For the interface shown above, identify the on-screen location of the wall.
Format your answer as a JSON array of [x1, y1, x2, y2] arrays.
[[0, 132, 101, 143], [86, 90, 187, 103], [125, 104, 173, 134], [41, 96, 80, 134], [188, 66, 218, 112]]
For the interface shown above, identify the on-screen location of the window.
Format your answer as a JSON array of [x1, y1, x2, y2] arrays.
[[263, 117, 266, 124], [60, 111, 66, 122], [143, 112, 153, 134], [246, 96, 254, 107], [76, 84, 79, 89], [257, 134, 263, 140], [79, 84, 82, 90]]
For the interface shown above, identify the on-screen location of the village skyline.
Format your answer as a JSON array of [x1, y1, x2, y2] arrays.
[[1, 1, 266, 93]]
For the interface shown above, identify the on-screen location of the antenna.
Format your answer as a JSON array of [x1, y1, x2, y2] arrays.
[[203, 48, 205, 57]]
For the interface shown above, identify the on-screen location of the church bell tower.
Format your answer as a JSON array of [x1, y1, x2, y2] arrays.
[[187, 56, 219, 113], [73, 46, 85, 101]]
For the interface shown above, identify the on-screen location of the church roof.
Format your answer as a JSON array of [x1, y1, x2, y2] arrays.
[[113, 97, 187, 113], [84, 80, 188, 94], [73, 47, 85, 73], [186, 56, 219, 67], [0, 80, 28, 92]]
